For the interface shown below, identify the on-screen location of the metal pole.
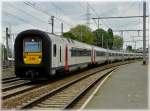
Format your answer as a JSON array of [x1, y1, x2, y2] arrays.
[[97, 19, 100, 46], [102, 34, 103, 48], [98, 19, 99, 29], [147, 16, 149, 57], [9, 24, 12, 58], [121, 31, 123, 50], [137, 30, 140, 36], [135, 41, 136, 50], [92, 15, 148, 19], [6, 27, 9, 61], [81, 26, 83, 41], [61, 23, 63, 36], [143, 1, 146, 64], [51, 16, 54, 34], [132, 36, 136, 50], [12, 34, 14, 58]]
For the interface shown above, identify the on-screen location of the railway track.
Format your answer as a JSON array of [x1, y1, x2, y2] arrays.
[[2, 82, 49, 100], [2, 64, 14, 70], [2, 76, 17, 81], [23, 68, 116, 109], [2, 77, 21, 84], [2, 60, 135, 109], [2, 80, 31, 92]]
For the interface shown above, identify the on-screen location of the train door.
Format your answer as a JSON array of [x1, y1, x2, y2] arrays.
[[52, 44, 58, 68], [60, 46, 62, 63], [91, 48, 94, 64], [91, 48, 96, 64], [106, 49, 109, 63], [64, 45, 69, 70], [91, 48, 93, 64], [94, 50, 96, 64]]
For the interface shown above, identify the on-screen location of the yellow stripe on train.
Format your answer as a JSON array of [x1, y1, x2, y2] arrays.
[[23, 52, 42, 64]]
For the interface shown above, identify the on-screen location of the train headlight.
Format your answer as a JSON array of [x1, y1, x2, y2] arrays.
[[31, 39, 34, 42], [38, 58, 41, 61]]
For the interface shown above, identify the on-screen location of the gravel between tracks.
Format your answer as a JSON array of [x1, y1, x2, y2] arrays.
[[2, 61, 134, 109], [32, 68, 115, 109]]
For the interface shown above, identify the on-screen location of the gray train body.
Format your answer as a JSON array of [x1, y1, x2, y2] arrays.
[[14, 30, 142, 80]]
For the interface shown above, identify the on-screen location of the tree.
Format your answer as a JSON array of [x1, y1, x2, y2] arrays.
[[93, 28, 111, 49], [126, 45, 133, 52], [113, 35, 123, 50], [63, 32, 76, 40], [70, 25, 96, 44]]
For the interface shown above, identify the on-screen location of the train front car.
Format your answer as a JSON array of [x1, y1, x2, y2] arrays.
[[14, 30, 51, 80]]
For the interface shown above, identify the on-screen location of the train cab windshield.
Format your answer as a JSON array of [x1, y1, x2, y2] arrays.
[[23, 39, 42, 52]]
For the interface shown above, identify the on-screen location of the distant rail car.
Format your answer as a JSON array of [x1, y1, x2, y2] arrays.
[[14, 30, 142, 80]]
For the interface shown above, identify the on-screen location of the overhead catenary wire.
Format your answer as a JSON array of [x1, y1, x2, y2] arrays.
[[3, 11, 37, 28], [108, 3, 140, 30], [51, 2, 66, 16], [3, 3, 52, 32], [78, 2, 99, 29], [6, 3, 48, 24], [50, 2, 76, 32], [77, 2, 102, 29], [24, 2, 74, 27], [86, 2, 110, 29], [88, 2, 144, 31]]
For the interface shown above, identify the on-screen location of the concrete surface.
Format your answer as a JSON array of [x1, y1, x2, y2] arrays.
[[85, 62, 148, 109]]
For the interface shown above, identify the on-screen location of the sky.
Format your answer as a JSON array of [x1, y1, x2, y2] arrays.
[[1, 0, 150, 52]]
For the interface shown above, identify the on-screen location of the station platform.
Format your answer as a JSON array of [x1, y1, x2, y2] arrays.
[[85, 61, 148, 109]]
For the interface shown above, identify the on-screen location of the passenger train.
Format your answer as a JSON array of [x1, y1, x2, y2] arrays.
[[14, 30, 142, 80]]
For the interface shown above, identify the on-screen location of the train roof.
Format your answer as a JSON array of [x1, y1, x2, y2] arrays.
[[47, 33, 92, 49], [16, 29, 143, 55]]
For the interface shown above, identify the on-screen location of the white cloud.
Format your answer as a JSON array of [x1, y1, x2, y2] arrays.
[[2, 1, 149, 49]]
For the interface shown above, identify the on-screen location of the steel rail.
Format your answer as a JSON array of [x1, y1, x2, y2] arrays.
[[2, 81, 31, 92], [2, 82, 49, 99], [2, 76, 17, 81], [20, 68, 116, 109], [63, 69, 115, 109], [2, 78, 21, 84], [2, 60, 135, 109]]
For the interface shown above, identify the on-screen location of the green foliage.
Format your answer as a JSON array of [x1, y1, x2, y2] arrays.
[[93, 28, 112, 49], [63, 24, 123, 50], [63, 32, 76, 40], [63, 24, 95, 44], [126, 45, 133, 52], [1, 44, 8, 61], [113, 35, 123, 50]]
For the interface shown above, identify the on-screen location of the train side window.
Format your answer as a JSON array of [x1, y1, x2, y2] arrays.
[[60, 46, 61, 62], [96, 51, 105, 56], [71, 48, 91, 56], [53, 44, 57, 57]]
